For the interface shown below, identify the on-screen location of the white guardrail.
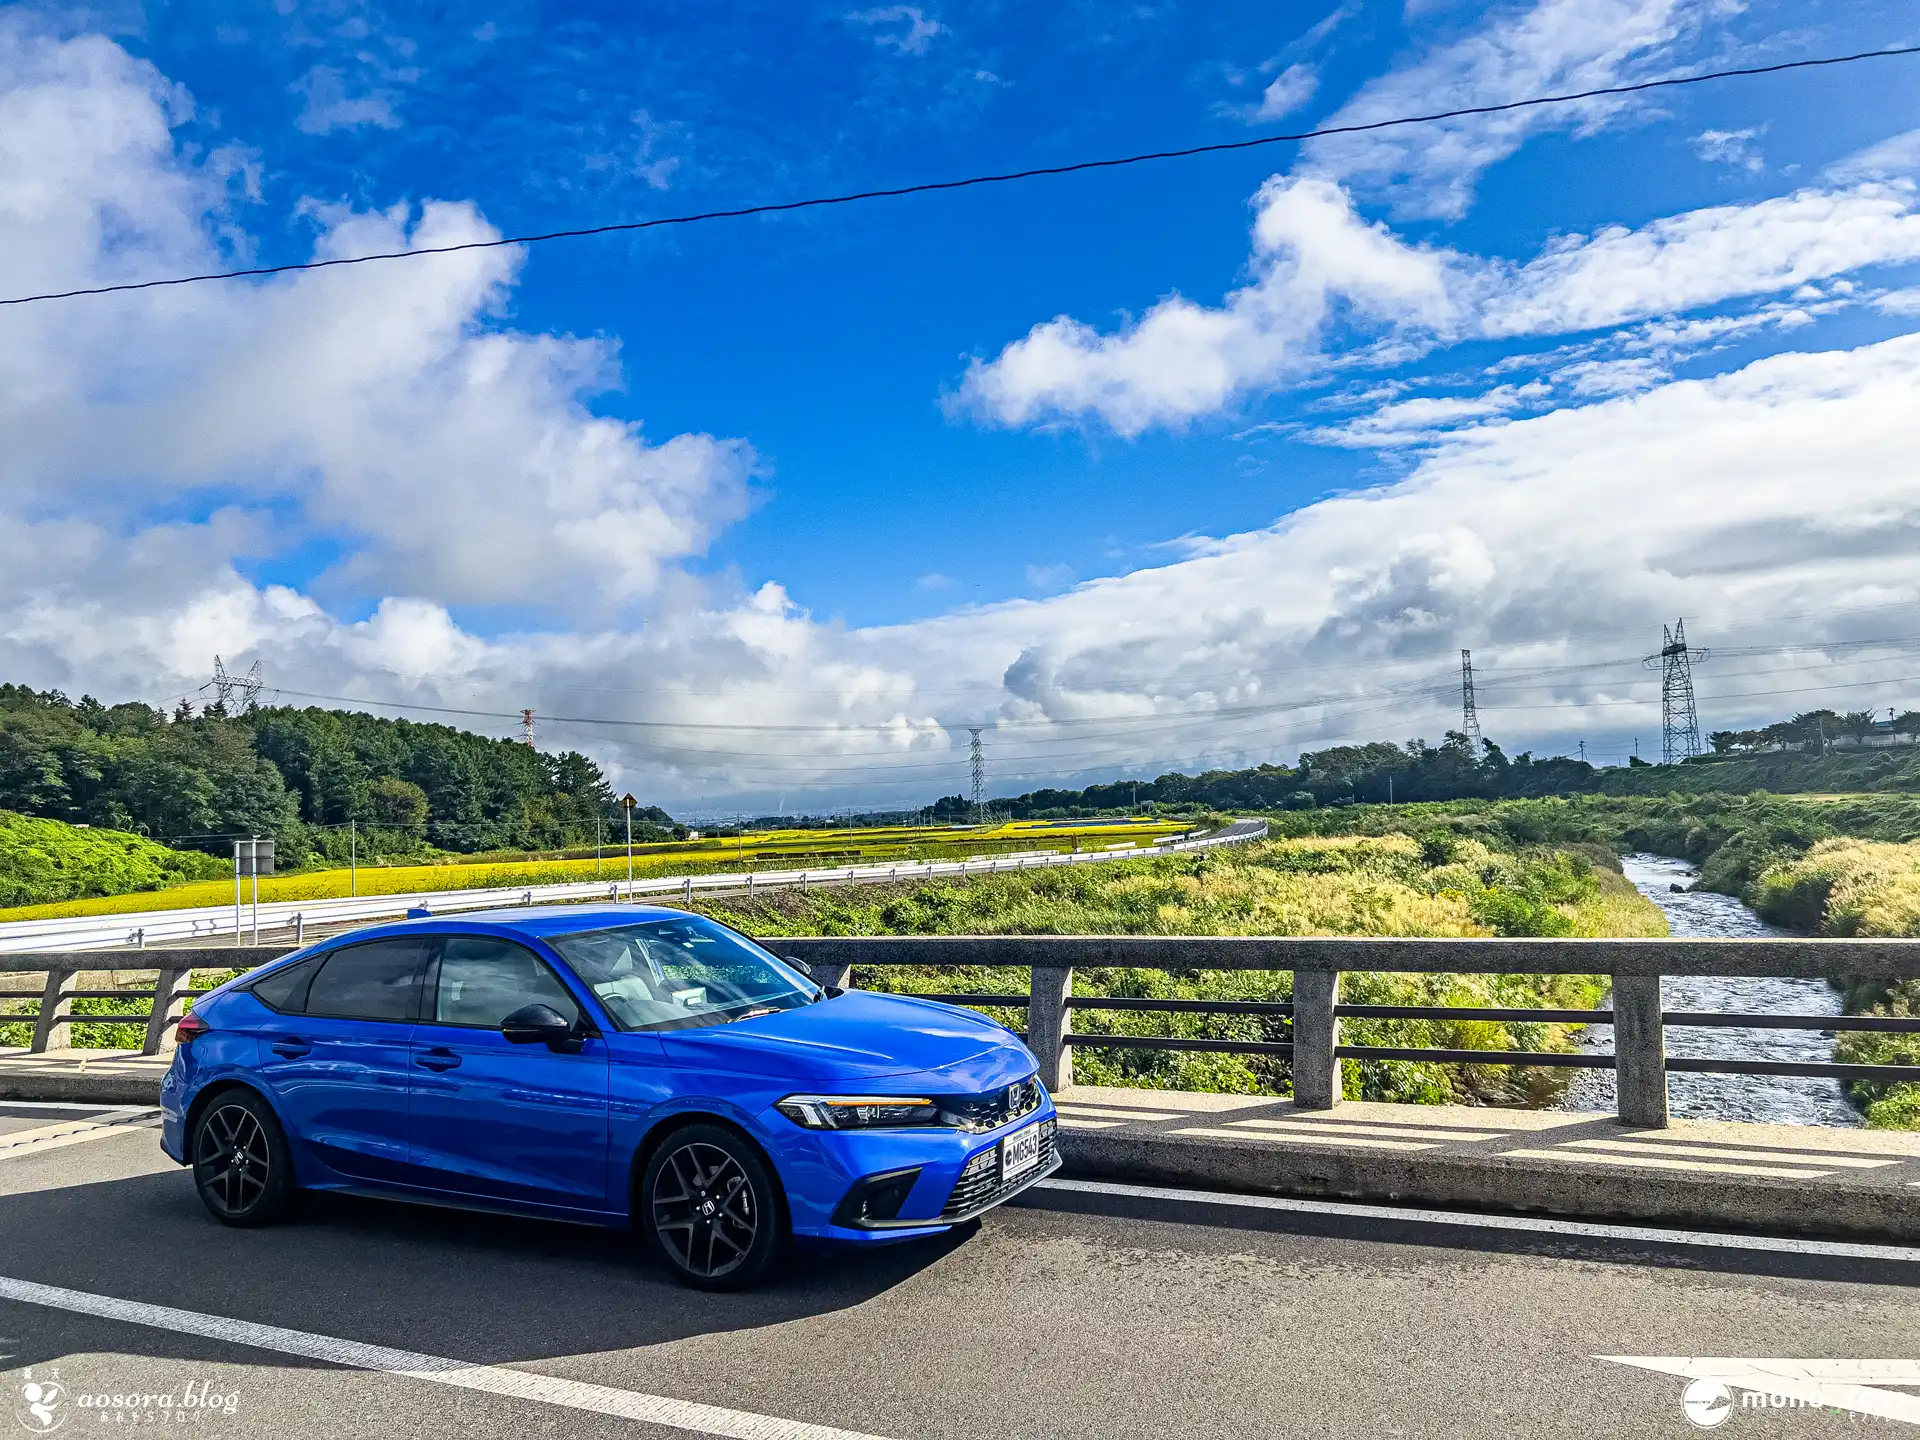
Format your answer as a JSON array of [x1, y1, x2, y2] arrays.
[[0, 822, 1268, 955]]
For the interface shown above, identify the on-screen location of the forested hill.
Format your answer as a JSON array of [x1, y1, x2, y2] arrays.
[[0, 685, 676, 864], [990, 727, 1920, 817]]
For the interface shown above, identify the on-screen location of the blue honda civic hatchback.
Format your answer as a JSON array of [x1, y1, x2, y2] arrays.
[[160, 906, 1059, 1288]]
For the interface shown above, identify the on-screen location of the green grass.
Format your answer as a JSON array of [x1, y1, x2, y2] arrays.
[[687, 832, 1661, 1107], [0, 810, 228, 909]]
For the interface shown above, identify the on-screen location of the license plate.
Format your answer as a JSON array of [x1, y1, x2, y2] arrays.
[[1000, 1122, 1041, 1182]]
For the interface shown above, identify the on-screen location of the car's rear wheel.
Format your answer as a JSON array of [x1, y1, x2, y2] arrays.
[[642, 1124, 785, 1290], [191, 1089, 292, 1227]]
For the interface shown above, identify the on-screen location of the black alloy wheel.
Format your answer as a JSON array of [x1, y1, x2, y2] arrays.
[[191, 1090, 292, 1226], [642, 1125, 784, 1290]]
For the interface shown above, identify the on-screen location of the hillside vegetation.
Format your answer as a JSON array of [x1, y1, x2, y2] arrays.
[[0, 811, 227, 908], [694, 832, 1663, 1107], [0, 684, 668, 868]]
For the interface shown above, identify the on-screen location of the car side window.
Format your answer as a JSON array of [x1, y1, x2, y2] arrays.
[[303, 939, 426, 1022], [429, 936, 580, 1029], [248, 954, 325, 1013]]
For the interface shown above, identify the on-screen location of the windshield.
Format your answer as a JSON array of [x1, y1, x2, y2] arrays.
[[547, 916, 820, 1031]]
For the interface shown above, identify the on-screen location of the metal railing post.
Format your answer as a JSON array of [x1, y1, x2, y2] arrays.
[[1028, 966, 1074, 1093], [1612, 972, 1669, 1128], [1290, 969, 1342, 1109], [29, 966, 78, 1054], [144, 967, 189, 1056]]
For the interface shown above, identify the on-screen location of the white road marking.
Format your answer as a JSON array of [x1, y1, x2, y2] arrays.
[[1599, 1357, 1920, 1425], [0, 1109, 159, 1162], [1035, 1177, 1920, 1263], [0, 1275, 902, 1440]]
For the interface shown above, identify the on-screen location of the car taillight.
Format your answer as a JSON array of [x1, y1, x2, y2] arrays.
[[174, 1013, 208, 1044]]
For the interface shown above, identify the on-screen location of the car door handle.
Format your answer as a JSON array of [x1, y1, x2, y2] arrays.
[[270, 1039, 311, 1058], [415, 1048, 461, 1072]]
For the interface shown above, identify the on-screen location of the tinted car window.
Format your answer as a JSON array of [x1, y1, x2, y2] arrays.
[[304, 939, 425, 1022], [248, 954, 324, 1013], [430, 937, 580, 1028], [548, 917, 817, 1031]]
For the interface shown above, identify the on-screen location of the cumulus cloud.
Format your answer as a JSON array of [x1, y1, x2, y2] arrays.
[[1302, 0, 1701, 218], [964, 172, 1920, 434], [958, 178, 1453, 435], [0, 22, 753, 621]]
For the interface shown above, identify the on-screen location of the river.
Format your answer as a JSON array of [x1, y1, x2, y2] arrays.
[[1560, 852, 1860, 1127]]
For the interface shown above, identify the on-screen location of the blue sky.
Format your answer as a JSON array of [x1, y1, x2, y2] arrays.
[[4, 0, 1920, 809]]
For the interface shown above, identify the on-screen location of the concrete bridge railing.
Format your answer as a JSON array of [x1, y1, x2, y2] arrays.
[[6, 934, 1920, 1129], [766, 936, 1920, 1129]]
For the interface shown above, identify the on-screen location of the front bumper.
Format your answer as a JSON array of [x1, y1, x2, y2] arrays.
[[774, 1103, 1060, 1243]]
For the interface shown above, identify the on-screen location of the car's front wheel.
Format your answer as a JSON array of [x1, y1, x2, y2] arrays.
[[191, 1089, 292, 1227], [641, 1124, 786, 1290]]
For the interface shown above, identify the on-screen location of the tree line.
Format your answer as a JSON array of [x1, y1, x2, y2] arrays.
[[0, 685, 678, 865]]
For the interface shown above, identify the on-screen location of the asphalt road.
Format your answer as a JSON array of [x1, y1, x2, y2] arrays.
[[1, 1104, 1916, 1439]]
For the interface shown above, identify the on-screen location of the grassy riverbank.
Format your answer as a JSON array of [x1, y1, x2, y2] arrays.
[[691, 832, 1662, 1107]]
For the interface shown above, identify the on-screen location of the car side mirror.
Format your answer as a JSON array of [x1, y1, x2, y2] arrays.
[[501, 1003, 577, 1051]]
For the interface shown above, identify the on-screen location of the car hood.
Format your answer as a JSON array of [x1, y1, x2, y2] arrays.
[[655, 989, 1035, 1085]]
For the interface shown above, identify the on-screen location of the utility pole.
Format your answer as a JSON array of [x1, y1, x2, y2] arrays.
[[967, 728, 987, 825], [1644, 619, 1711, 765], [621, 794, 636, 898], [349, 818, 357, 896], [1578, 740, 1586, 763], [1459, 649, 1483, 751]]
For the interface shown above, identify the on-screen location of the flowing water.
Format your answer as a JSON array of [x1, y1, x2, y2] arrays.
[[1560, 853, 1860, 1126]]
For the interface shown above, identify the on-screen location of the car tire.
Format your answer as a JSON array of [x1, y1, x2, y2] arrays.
[[191, 1088, 293, 1227], [641, 1124, 787, 1290]]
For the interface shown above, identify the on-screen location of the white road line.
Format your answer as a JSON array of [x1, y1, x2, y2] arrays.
[[1035, 1177, 1920, 1263], [0, 1276, 902, 1440], [0, 1110, 160, 1162]]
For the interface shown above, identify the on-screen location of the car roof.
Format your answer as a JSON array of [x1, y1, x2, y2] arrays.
[[320, 904, 694, 947]]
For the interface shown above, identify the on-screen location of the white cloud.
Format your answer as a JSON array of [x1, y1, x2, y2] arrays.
[[966, 173, 1920, 435], [959, 177, 1453, 435], [1254, 63, 1318, 121], [1302, 0, 1702, 218], [1551, 356, 1667, 395], [845, 6, 945, 56], [1691, 126, 1762, 173], [1826, 129, 1920, 185], [289, 64, 400, 134]]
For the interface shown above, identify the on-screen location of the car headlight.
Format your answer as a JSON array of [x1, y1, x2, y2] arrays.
[[775, 1094, 938, 1130]]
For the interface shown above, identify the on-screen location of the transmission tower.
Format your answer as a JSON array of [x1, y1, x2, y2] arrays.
[[967, 727, 987, 824], [1643, 619, 1711, 765], [203, 657, 263, 712], [1459, 649, 1482, 750], [520, 708, 537, 749]]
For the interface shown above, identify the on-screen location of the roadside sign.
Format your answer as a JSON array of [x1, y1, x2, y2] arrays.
[[621, 794, 637, 810], [235, 838, 276, 876]]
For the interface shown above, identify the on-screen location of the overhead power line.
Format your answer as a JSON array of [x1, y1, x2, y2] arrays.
[[5, 45, 1916, 309]]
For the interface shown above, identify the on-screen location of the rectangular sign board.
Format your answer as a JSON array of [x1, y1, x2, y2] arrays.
[[235, 839, 276, 876]]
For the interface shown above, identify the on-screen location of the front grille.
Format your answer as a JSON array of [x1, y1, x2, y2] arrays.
[[936, 1075, 1043, 1132], [941, 1118, 1058, 1219]]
